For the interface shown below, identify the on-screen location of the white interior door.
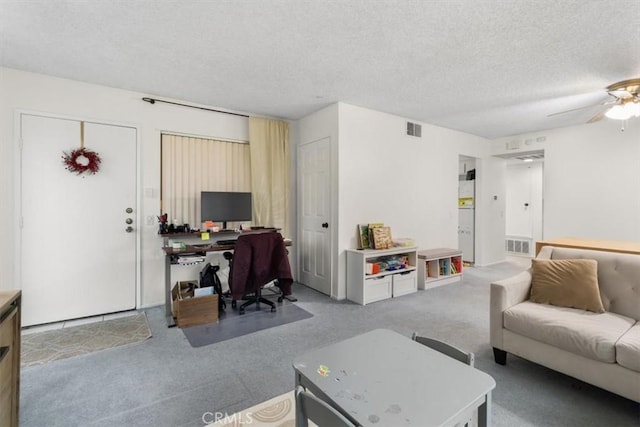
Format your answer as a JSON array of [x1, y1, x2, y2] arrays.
[[20, 114, 137, 326], [458, 208, 475, 262], [298, 138, 331, 295]]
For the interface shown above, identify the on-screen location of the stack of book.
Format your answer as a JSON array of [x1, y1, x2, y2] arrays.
[[357, 223, 392, 250]]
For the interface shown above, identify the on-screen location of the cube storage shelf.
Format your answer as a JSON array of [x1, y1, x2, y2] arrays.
[[346, 246, 418, 305], [417, 248, 463, 289]]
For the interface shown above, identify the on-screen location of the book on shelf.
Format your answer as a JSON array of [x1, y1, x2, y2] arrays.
[[357, 224, 370, 249], [367, 223, 384, 248], [372, 226, 392, 249]]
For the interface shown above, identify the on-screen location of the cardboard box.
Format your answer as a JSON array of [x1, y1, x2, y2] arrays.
[[171, 281, 218, 328]]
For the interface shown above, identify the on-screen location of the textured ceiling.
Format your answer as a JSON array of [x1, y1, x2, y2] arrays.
[[1, 0, 639, 139]]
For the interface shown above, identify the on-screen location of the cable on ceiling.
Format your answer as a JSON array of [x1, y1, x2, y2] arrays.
[[141, 97, 249, 118]]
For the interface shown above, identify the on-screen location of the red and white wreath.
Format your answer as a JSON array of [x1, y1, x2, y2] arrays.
[[62, 147, 102, 175], [61, 121, 102, 176]]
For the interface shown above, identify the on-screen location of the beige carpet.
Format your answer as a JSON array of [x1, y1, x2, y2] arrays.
[[21, 312, 152, 367], [212, 391, 318, 427]]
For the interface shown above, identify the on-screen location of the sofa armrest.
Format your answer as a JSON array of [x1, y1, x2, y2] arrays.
[[490, 270, 532, 349]]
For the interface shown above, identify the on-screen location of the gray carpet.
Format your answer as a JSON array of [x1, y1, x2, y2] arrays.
[[182, 300, 313, 347], [20, 260, 640, 427]]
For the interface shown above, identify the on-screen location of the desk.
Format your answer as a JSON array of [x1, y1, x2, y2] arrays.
[[293, 329, 495, 427], [535, 237, 640, 256], [162, 230, 291, 327]]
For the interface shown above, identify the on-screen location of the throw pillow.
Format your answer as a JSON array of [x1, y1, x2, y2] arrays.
[[529, 258, 605, 313]]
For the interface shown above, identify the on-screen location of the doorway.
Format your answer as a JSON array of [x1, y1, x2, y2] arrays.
[[19, 113, 138, 326], [505, 156, 544, 257], [458, 155, 477, 263], [297, 137, 332, 296]]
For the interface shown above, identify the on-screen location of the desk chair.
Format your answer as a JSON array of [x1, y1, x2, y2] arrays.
[[227, 232, 293, 315], [295, 386, 356, 427], [412, 332, 475, 427]]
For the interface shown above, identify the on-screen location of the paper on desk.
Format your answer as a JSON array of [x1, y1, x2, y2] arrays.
[[201, 232, 210, 240]]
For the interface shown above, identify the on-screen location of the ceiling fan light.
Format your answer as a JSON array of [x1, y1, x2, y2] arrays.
[[629, 102, 640, 117], [605, 104, 633, 120]]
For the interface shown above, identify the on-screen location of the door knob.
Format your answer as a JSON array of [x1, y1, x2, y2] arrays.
[[125, 218, 133, 224], [125, 207, 133, 214], [322, 222, 329, 228], [126, 226, 134, 233]]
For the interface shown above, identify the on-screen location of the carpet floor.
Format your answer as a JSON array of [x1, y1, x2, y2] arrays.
[[21, 312, 151, 367], [18, 259, 640, 427]]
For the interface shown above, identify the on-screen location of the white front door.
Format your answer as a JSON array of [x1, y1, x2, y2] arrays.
[[298, 137, 331, 296], [20, 114, 137, 326]]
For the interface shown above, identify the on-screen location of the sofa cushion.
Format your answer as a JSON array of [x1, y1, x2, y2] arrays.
[[548, 247, 640, 320], [530, 258, 605, 313], [616, 322, 640, 372], [504, 301, 635, 363]]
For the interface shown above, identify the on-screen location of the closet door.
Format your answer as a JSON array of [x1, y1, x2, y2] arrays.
[[20, 114, 137, 326]]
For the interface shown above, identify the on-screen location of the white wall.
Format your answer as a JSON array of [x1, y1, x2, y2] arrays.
[[335, 103, 503, 299], [0, 67, 253, 306], [492, 119, 640, 242]]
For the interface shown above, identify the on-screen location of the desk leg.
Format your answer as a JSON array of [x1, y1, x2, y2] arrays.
[[478, 390, 492, 427], [165, 255, 176, 328]]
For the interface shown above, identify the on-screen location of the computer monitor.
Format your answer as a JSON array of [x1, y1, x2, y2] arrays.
[[201, 191, 252, 229]]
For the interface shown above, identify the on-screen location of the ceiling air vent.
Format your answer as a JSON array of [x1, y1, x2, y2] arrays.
[[406, 121, 422, 137]]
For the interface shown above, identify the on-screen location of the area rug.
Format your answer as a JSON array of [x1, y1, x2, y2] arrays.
[[182, 300, 313, 348], [21, 312, 152, 367], [212, 390, 310, 427]]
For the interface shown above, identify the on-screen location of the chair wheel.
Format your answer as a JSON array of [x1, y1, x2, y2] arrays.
[[232, 300, 237, 309], [271, 306, 276, 312], [239, 307, 245, 315]]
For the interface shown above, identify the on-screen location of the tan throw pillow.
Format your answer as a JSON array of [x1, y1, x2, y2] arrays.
[[529, 258, 605, 313]]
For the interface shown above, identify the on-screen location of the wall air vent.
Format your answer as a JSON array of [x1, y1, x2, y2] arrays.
[[406, 121, 422, 137], [505, 236, 531, 255], [513, 153, 544, 161]]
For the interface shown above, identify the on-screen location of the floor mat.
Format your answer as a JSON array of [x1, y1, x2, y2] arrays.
[[211, 390, 300, 426], [21, 312, 151, 367], [182, 300, 313, 347]]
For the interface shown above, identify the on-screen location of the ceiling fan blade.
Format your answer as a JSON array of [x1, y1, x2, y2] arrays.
[[547, 99, 615, 117], [608, 89, 633, 99], [587, 110, 605, 123]]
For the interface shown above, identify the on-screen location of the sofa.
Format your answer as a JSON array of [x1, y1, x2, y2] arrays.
[[490, 245, 640, 402]]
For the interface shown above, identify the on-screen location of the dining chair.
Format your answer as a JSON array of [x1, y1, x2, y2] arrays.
[[411, 332, 475, 426], [411, 332, 475, 366], [295, 386, 356, 427]]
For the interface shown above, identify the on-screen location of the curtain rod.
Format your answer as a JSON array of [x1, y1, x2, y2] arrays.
[[141, 97, 249, 118]]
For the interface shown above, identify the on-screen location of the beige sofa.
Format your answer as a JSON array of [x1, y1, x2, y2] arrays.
[[490, 246, 640, 402]]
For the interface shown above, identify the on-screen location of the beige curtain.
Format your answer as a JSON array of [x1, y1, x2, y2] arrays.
[[248, 117, 291, 236], [161, 134, 251, 228]]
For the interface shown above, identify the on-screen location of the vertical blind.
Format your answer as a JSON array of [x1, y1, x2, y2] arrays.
[[161, 133, 251, 227]]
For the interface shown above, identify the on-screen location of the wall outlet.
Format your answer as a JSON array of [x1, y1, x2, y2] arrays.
[[146, 215, 155, 226]]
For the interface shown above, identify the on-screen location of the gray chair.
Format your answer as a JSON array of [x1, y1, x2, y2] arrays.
[[411, 332, 475, 366], [295, 386, 356, 427], [412, 333, 475, 427]]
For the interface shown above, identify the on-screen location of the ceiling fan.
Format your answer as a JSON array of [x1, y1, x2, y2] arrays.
[[548, 78, 640, 123]]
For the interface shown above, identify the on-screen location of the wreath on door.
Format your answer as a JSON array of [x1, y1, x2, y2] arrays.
[[62, 121, 102, 175]]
